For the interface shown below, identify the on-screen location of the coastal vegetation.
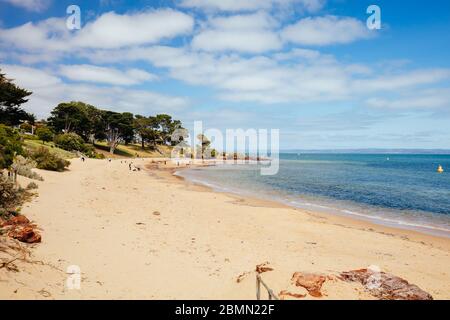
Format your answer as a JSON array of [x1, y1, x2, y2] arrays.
[[0, 68, 185, 167], [46, 101, 184, 155], [30, 147, 70, 172]]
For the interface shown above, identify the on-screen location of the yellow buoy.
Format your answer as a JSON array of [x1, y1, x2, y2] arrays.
[[437, 165, 444, 173]]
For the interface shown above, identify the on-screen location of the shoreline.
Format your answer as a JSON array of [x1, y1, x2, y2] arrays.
[[173, 161, 450, 239], [1, 158, 449, 299], [152, 161, 450, 251]]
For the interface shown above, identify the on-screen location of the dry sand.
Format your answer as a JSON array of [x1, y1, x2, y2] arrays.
[[1, 158, 449, 299]]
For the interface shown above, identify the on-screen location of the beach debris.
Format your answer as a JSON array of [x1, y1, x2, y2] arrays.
[[38, 289, 52, 298], [0, 257, 20, 272], [236, 271, 251, 283], [278, 290, 307, 300], [291, 272, 327, 297], [8, 226, 41, 244], [339, 268, 433, 300], [152, 211, 161, 216], [256, 262, 274, 274]]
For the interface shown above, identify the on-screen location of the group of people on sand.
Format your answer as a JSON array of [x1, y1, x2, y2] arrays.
[[79, 156, 142, 172], [120, 159, 141, 172]]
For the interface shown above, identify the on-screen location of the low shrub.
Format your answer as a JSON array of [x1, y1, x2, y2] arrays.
[[11, 155, 44, 181], [31, 147, 70, 172], [81, 143, 97, 158], [0, 175, 30, 212], [27, 182, 38, 190]]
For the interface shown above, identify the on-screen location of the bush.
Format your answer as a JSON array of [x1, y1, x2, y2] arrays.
[[0, 125, 24, 169], [31, 147, 70, 172], [0, 175, 30, 212], [20, 122, 33, 133], [54, 132, 85, 152], [27, 182, 38, 190], [11, 155, 43, 181], [54, 132, 99, 158], [81, 143, 97, 158]]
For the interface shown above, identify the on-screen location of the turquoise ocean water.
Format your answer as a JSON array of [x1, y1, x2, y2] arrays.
[[177, 154, 450, 237]]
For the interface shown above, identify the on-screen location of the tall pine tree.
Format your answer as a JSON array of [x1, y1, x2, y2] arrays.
[[0, 70, 34, 126]]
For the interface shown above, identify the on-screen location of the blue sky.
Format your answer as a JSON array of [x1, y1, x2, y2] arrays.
[[1, 0, 450, 150]]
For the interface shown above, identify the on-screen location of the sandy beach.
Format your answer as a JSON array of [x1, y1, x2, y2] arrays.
[[1, 158, 449, 300]]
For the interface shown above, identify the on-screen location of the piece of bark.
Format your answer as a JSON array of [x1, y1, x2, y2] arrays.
[[278, 290, 307, 300]]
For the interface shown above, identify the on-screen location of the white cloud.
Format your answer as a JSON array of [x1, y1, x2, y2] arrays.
[[0, 9, 194, 53], [0, 18, 70, 52], [282, 15, 371, 46], [1, 64, 61, 88], [274, 48, 322, 60], [366, 89, 450, 110], [0, 64, 188, 119], [0, 0, 51, 12], [179, 0, 325, 13], [354, 69, 450, 92], [59, 64, 157, 86], [80, 46, 450, 105], [191, 12, 282, 53], [73, 9, 194, 49], [2, 9, 449, 113]]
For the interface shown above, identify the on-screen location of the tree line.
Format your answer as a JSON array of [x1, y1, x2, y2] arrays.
[[45, 101, 183, 154], [0, 69, 184, 157]]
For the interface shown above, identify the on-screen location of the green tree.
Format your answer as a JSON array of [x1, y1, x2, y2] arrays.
[[85, 104, 105, 144], [155, 114, 182, 145], [134, 115, 151, 149], [196, 134, 212, 159], [121, 112, 135, 145], [36, 126, 54, 144], [102, 111, 135, 154], [47, 102, 91, 138], [0, 70, 34, 126]]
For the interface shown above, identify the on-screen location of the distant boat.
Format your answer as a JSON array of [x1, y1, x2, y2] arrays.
[[437, 165, 444, 173]]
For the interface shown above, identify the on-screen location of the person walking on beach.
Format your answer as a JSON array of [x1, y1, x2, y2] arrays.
[[129, 163, 132, 171]]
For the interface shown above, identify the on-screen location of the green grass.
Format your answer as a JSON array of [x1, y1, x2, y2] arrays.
[[25, 138, 173, 160], [94, 141, 173, 158], [24, 140, 76, 159], [94, 142, 135, 157]]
